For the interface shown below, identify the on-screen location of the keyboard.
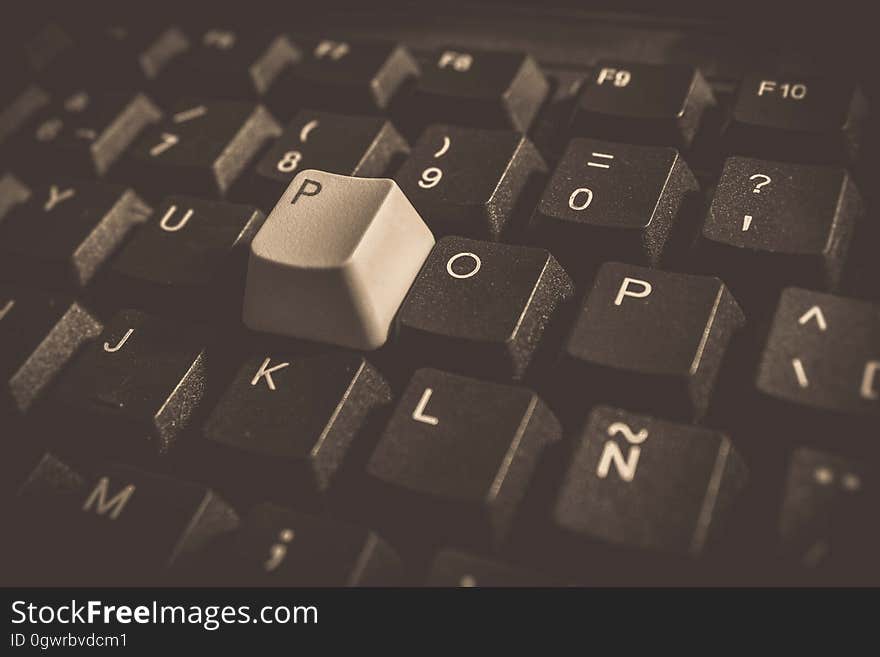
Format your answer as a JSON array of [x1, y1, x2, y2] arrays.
[[1, 5, 878, 587]]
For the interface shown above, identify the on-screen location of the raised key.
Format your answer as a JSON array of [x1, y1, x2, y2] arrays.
[[365, 368, 561, 549], [270, 38, 417, 118], [203, 352, 390, 501], [7, 453, 238, 585], [245, 110, 408, 210], [570, 61, 715, 149], [397, 236, 573, 379], [51, 310, 208, 457], [531, 138, 698, 273], [394, 124, 546, 240], [400, 48, 548, 132], [242, 170, 434, 349], [697, 157, 863, 305], [725, 73, 868, 163], [553, 406, 747, 556], [561, 262, 744, 421]]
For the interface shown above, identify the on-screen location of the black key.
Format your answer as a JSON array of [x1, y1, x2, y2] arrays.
[[553, 406, 747, 557], [530, 138, 698, 273], [0, 286, 101, 416], [122, 98, 281, 199], [570, 61, 715, 149], [109, 196, 265, 317], [725, 73, 868, 163], [0, 172, 30, 222], [394, 124, 546, 240], [400, 48, 548, 132], [51, 310, 208, 457], [170, 28, 299, 100], [776, 447, 877, 582], [0, 181, 151, 289], [561, 262, 744, 421], [697, 157, 863, 305], [7, 453, 238, 585], [397, 236, 573, 380], [18, 89, 162, 179], [245, 110, 408, 210], [203, 352, 391, 501], [269, 38, 417, 118], [755, 289, 879, 438], [365, 368, 560, 548], [529, 68, 588, 159], [210, 503, 401, 586], [425, 549, 551, 586]]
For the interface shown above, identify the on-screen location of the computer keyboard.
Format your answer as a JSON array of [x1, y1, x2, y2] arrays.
[[1, 6, 878, 587]]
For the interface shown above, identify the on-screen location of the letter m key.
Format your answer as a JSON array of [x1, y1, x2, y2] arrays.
[[82, 477, 136, 520]]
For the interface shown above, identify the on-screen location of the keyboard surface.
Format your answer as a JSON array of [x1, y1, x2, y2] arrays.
[[1, 4, 878, 587]]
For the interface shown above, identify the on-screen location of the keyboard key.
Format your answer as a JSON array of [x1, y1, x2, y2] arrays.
[[755, 289, 879, 428], [561, 262, 744, 421], [553, 406, 747, 556], [776, 448, 876, 580], [0, 181, 151, 288], [0, 172, 30, 222], [51, 310, 208, 457], [365, 368, 561, 548], [109, 196, 265, 317], [426, 549, 550, 586], [245, 110, 408, 210], [397, 236, 573, 379], [242, 169, 434, 349], [725, 73, 868, 163], [18, 89, 162, 179], [208, 503, 401, 586], [394, 124, 546, 240], [400, 48, 548, 132], [270, 38, 417, 117], [122, 98, 281, 199], [697, 157, 863, 305], [570, 61, 715, 148], [530, 138, 698, 272], [203, 352, 391, 500], [0, 287, 102, 416], [170, 28, 299, 100], [8, 453, 238, 585]]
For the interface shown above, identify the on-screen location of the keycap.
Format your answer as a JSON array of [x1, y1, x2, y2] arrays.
[[202, 352, 391, 500], [425, 549, 551, 586], [0, 181, 151, 289], [365, 368, 561, 548], [0, 172, 30, 222], [245, 110, 408, 210], [776, 447, 877, 582], [400, 48, 548, 132], [394, 125, 546, 240], [17, 89, 162, 179], [755, 289, 879, 436], [0, 286, 102, 416], [51, 310, 208, 457], [170, 28, 299, 100], [269, 38, 417, 118], [7, 452, 238, 585], [109, 196, 265, 317], [697, 157, 863, 305], [121, 98, 281, 199], [397, 236, 573, 380], [530, 138, 698, 273], [242, 169, 434, 349], [553, 406, 747, 556], [570, 61, 715, 149], [205, 503, 401, 586], [725, 73, 868, 163], [560, 262, 744, 421]]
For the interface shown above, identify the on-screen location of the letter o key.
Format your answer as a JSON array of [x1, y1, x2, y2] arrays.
[[446, 252, 481, 279]]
